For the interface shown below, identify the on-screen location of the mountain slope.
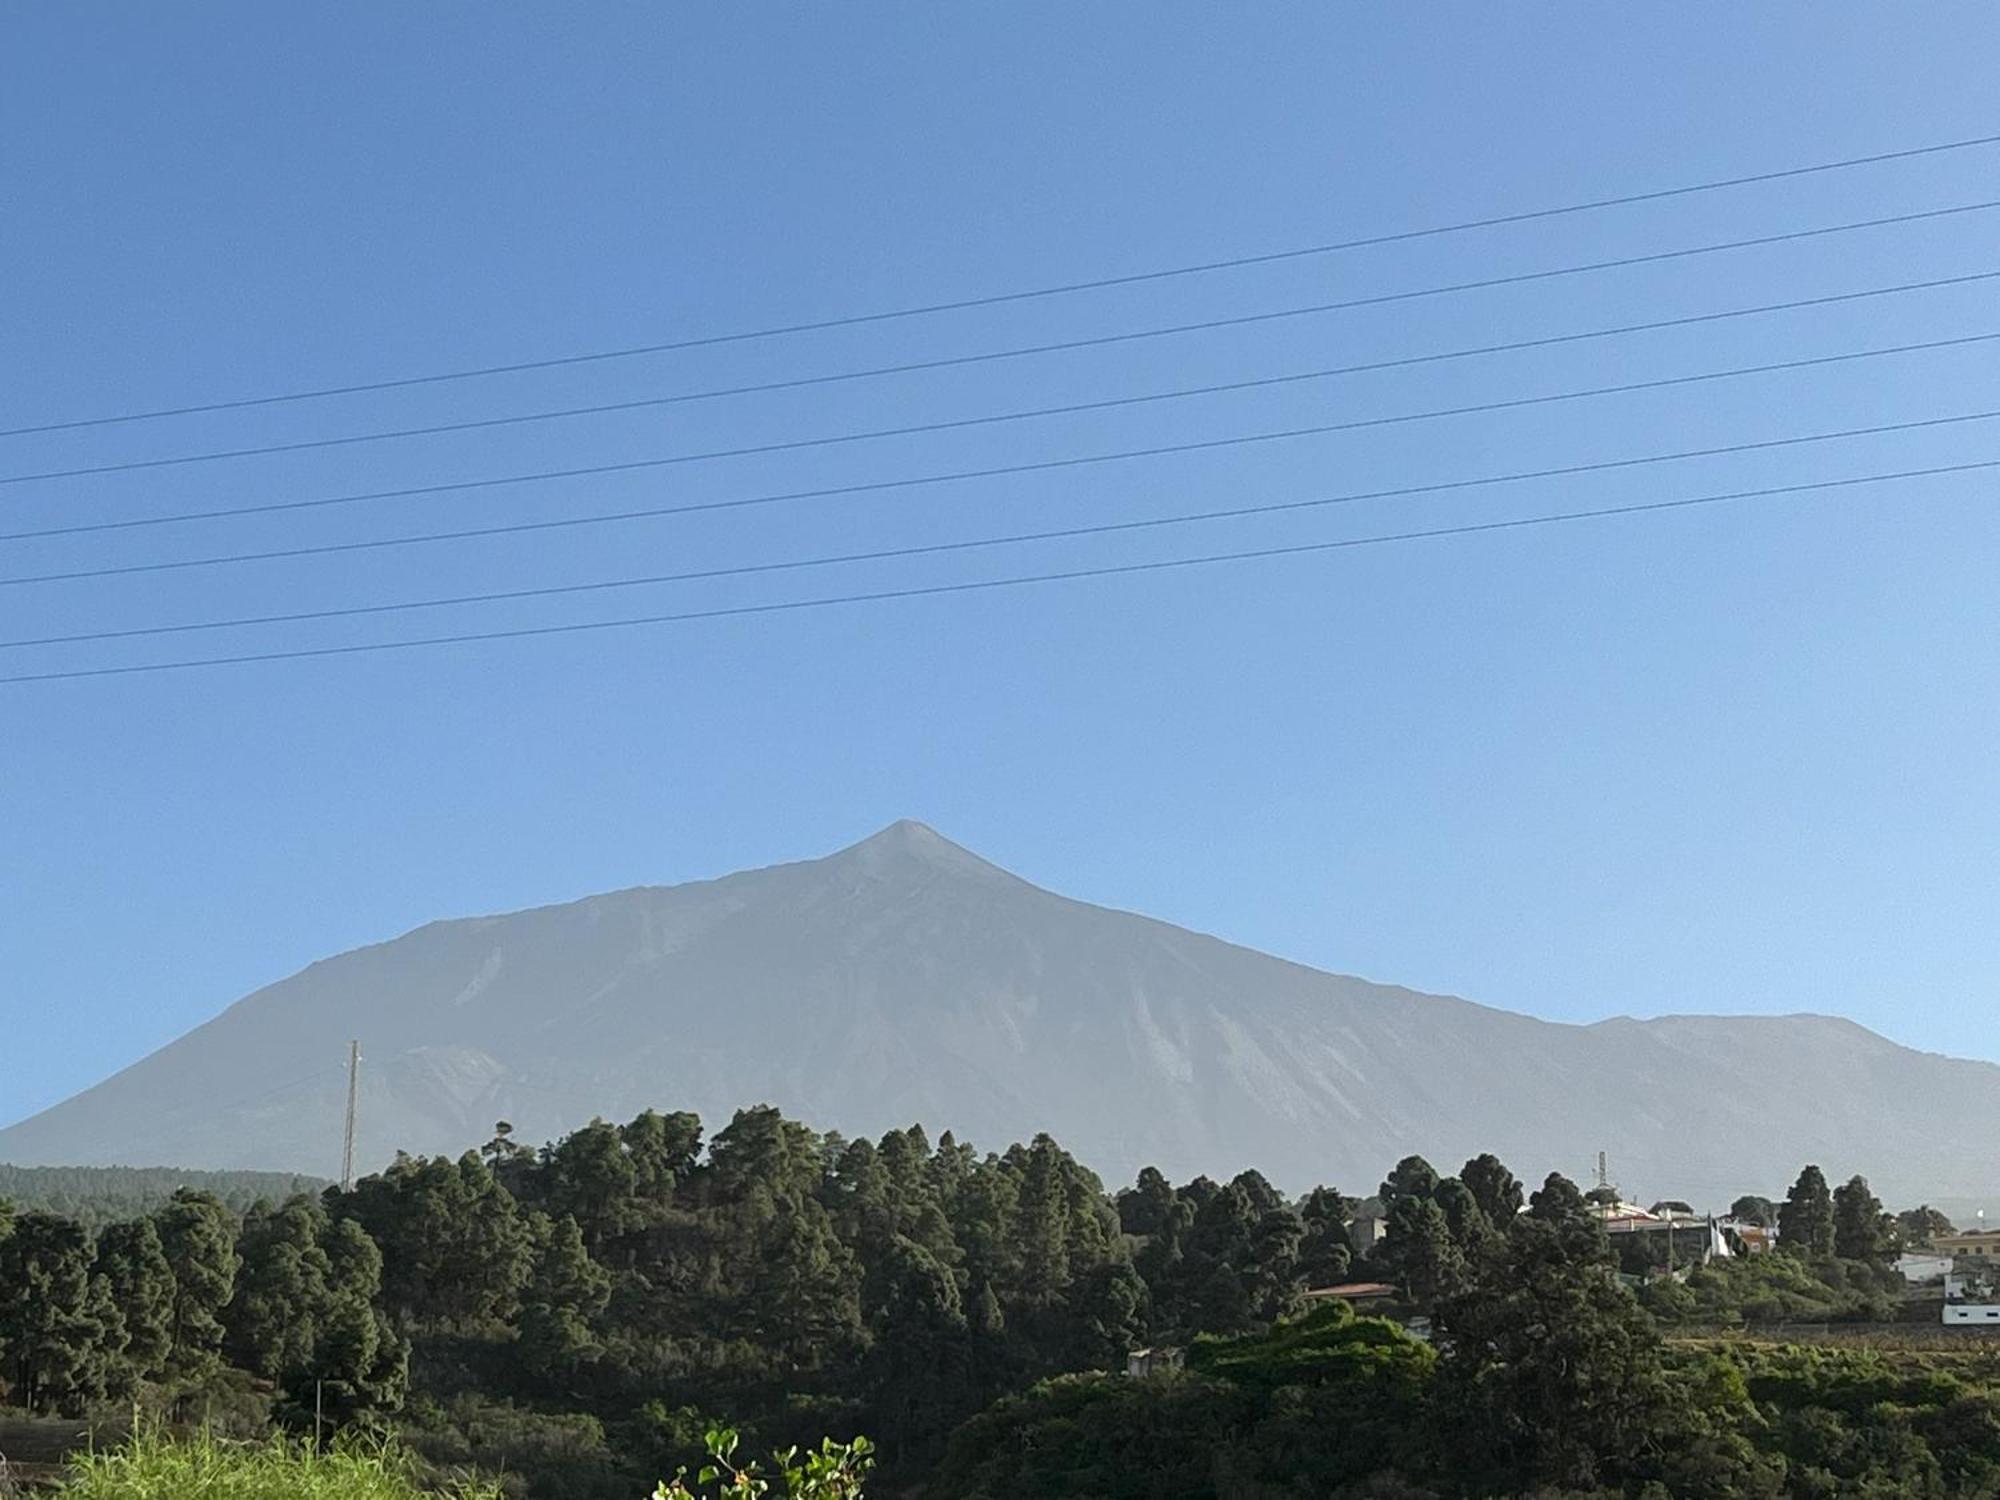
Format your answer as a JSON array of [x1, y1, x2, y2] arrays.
[[3, 820, 1992, 1205]]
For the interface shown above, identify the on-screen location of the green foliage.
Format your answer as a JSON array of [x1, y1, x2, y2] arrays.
[[1831, 1174, 1896, 1265], [0, 1209, 125, 1412], [22, 1115, 2000, 1500], [1434, 1176, 1682, 1494], [1779, 1165, 1835, 1257], [1184, 1298, 1433, 1395], [342, 1153, 532, 1329], [0, 1165, 325, 1231], [1898, 1204, 1956, 1249], [154, 1188, 242, 1375], [927, 1372, 1234, 1499], [95, 1215, 174, 1382], [226, 1195, 407, 1424], [1731, 1193, 1779, 1228], [60, 1426, 503, 1500], [655, 1426, 873, 1500], [1645, 1247, 1901, 1327], [403, 1393, 631, 1499], [932, 1305, 1436, 1499], [1460, 1153, 1523, 1226], [515, 1212, 612, 1376]]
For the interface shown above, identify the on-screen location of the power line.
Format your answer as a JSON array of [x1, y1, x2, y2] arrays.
[[7, 198, 1994, 490], [4, 462, 1980, 686], [8, 456, 1991, 651], [7, 130, 1998, 441], [9, 395, 1991, 561], [3, 332, 1992, 588], [11, 262, 1995, 534]]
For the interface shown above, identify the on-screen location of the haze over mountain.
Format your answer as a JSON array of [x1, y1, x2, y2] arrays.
[[4, 820, 1993, 1206]]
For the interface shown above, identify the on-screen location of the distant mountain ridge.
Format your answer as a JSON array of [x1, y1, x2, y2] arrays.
[[4, 819, 1994, 1207]]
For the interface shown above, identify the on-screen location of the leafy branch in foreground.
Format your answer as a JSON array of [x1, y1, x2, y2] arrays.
[[654, 1427, 873, 1500]]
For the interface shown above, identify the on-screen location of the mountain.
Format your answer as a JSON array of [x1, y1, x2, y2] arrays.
[[3, 820, 1994, 1207]]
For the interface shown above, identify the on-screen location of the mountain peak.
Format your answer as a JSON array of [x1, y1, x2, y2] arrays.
[[831, 819, 1016, 883]]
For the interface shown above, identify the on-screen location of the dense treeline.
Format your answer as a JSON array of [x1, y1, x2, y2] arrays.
[[0, 1106, 1988, 1497], [0, 1164, 327, 1230]]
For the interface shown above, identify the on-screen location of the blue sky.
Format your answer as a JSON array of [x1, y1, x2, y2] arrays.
[[3, 5, 1997, 1131]]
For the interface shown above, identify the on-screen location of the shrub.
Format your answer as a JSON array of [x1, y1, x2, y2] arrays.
[[62, 1427, 504, 1500]]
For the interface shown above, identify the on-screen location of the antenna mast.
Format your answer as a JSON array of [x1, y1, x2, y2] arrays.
[[340, 1040, 361, 1192]]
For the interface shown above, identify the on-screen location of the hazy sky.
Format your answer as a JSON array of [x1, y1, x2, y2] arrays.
[[4, 6, 1998, 1131]]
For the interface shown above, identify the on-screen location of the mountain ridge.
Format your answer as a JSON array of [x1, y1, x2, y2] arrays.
[[4, 820, 1993, 1207]]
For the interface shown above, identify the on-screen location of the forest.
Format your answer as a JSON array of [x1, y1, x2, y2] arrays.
[[2, 1104, 1995, 1498]]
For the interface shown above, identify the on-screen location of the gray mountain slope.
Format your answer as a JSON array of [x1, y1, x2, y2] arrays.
[[4, 820, 1992, 1205]]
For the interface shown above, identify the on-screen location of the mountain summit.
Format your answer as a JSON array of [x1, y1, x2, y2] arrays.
[[4, 821, 1995, 1203]]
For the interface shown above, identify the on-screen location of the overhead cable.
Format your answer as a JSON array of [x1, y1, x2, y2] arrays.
[[6, 130, 1998, 440]]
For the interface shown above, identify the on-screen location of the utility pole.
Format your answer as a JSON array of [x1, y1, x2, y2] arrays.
[[340, 1040, 361, 1193]]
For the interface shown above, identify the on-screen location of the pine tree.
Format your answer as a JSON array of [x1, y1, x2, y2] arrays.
[[227, 1198, 335, 1382], [1778, 1165, 1835, 1257], [1296, 1186, 1354, 1289], [1435, 1183, 1677, 1493], [862, 1234, 970, 1466], [340, 1151, 531, 1327], [1434, 1176, 1496, 1258], [1381, 1196, 1465, 1306], [0, 1211, 120, 1413], [153, 1189, 240, 1375], [94, 1215, 175, 1381], [1460, 1153, 1524, 1225], [1831, 1174, 1892, 1264], [517, 1211, 613, 1377], [1378, 1155, 1440, 1207]]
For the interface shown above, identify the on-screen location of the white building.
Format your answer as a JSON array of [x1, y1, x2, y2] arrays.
[[1942, 1273, 2000, 1325], [1896, 1251, 1953, 1285]]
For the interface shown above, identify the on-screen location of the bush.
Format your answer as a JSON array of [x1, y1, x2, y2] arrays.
[[62, 1427, 504, 1500]]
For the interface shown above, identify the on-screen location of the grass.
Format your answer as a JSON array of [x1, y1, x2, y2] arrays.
[[59, 1428, 506, 1500]]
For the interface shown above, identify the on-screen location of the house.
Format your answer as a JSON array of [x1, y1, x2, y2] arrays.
[[1348, 1214, 1388, 1254], [1934, 1230, 2000, 1266], [1722, 1221, 1776, 1254], [1125, 1346, 1185, 1377], [1599, 1204, 1731, 1270], [1943, 1273, 2000, 1326], [1896, 1251, 1954, 1285]]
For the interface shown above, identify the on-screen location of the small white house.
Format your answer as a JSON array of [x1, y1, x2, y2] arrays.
[[1897, 1252, 1953, 1285]]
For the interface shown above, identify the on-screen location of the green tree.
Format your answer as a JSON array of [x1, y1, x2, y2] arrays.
[[1435, 1176, 1679, 1493], [1460, 1153, 1523, 1226], [1115, 1167, 1178, 1239], [862, 1235, 970, 1466], [1730, 1194, 1778, 1227], [316, 1214, 407, 1420], [153, 1188, 240, 1375], [94, 1215, 175, 1381], [222, 1196, 403, 1423], [656, 1427, 873, 1500], [1295, 1186, 1353, 1288], [0, 1210, 122, 1413], [1378, 1155, 1439, 1208], [1380, 1195, 1464, 1307], [517, 1211, 613, 1377], [228, 1197, 334, 1383], [1434, 1175, 1495, 1257], [340, 1152, 532, 1327], [1896, 1204, 1955, 1249], [1778, 1166, 1835, 1257], [1831, 1174, 1893, 1264]]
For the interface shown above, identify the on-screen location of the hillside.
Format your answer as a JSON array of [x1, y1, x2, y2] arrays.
[[4, 820, 1994, 1205], [0, 1163, 327, 1229]]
